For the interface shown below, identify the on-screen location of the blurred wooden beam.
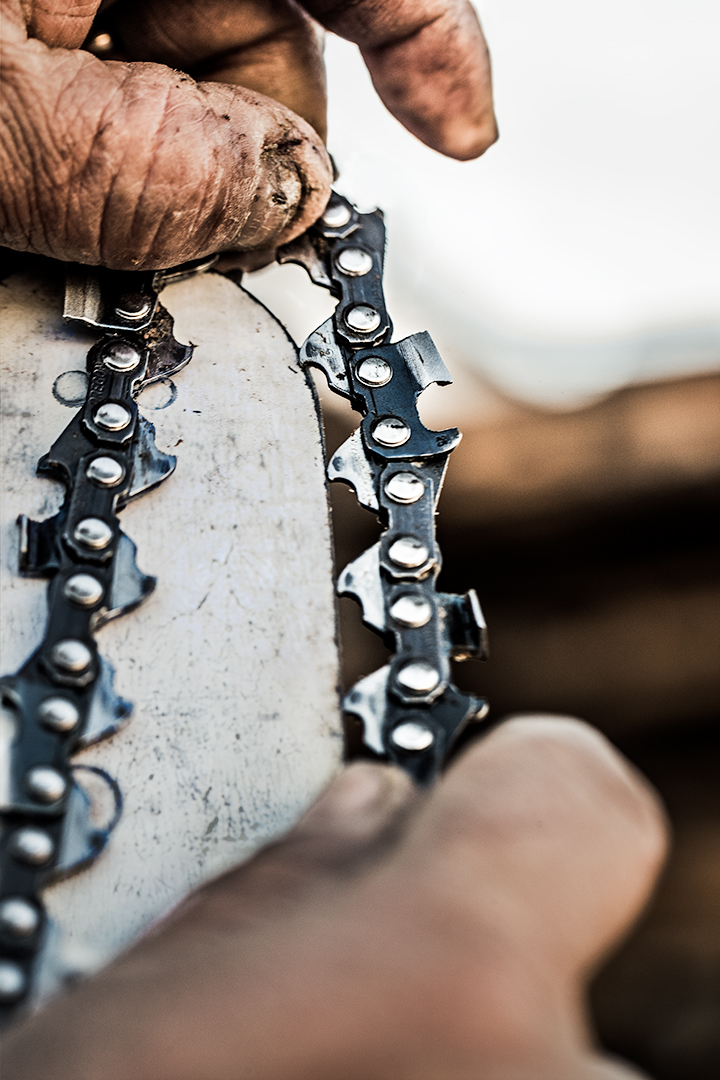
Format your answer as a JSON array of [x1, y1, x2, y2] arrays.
[[443, 371, 720, 527]]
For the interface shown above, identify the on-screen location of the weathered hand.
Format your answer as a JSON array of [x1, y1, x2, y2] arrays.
[[4, 717, 667, 1080], [0, 0, 496, 270]]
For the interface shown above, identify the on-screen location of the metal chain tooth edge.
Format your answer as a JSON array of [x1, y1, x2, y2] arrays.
[[282, 192, 490, 785], [0, 267, 194, 1020]]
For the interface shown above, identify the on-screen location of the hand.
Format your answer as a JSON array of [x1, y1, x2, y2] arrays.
[[0, 0, 497, 270], [4, 717, 667, 1080]]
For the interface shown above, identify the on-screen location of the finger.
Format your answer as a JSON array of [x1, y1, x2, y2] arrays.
[[15, 0, 100, 49], [103, 0, 328, 140], [0, 28, 332, 269], [405, 716, 668, 978], [185, 762, 417, 925], [304, 0, 497, 159]]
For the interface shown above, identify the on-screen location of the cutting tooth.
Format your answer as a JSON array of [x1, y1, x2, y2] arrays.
[[124, 415, 176, 501], [343, 666, 390, 756], [17, 513, 61, 577], [63, 268, 102, 324], [299, 317, 350, 398], [51, 780, 98, 878], [78, 658, 131, 748], [98, 532, 155, 625], [52, 767, 121, 879], [438, 588, 489, 661], [395, 332, 451, 392], [142, 304, 194, 384], [337, 543, 385, 632], [327, 428, 379, 511]]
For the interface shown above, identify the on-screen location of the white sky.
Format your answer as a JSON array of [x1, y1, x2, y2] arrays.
[[248, 0, 720, 407]]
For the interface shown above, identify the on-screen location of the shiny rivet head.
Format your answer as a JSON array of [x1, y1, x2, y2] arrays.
[[25, 766, 67, 804], [74, 517, 113, 550], [94, 402, 131, 431], [50, 639, 92, 674], [389, 594, 433, 628], [0, 961, 26, 1004], [345, 304, 381, 333], [115, 294, 151, 320], [64, 573, 104, 607], [356, 356, 392, 387], [38, 697, 80, 733], [396, 661, 440, 694], [0, 898, 40, 939], [391, 721, 435, 751], [87, 31, 114, 54], [87, 456, 125, 487], [384, 472, 425, 504], [11, 828, 55, 866], [372, 417, 411, 448], [388, 536, 429, 569], [102, 341, 141, 372], [321, 202, 352, 228], [337, 248, 373, 277]]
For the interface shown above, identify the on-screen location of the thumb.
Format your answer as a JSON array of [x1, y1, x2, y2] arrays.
[[178, 762, 418, 927], [405, 716, 669, 981], [0, 24, 331, 269]]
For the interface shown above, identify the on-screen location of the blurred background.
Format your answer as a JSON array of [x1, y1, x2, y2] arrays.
[[245, 2, 720, 1076]]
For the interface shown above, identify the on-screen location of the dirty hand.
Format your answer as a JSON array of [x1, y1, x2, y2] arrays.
[[0, 0, 496, 270], [4, 717, 667, 1080]]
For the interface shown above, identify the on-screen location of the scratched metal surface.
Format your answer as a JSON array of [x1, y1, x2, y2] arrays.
[[0, 265, 343, 1001]]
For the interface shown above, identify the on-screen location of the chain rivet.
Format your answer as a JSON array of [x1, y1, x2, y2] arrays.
[[38, 697, 80, 733], [345, 305, 381, 333], [388, 536, 429, 568], [356, 356, 392, 387], [0, 962, 26, 1003], [94, 402, 131, 431], [74, 517, 113, 550], [64, 574, 104, 607], [102, 341, 141, 372], [25, 767, 67, 804], [391, 721, 435, 751], [0, 898, 40, 938], [396, 661, 440, 694], [87, 457, 124, 487], [337, 248, 373, 277], [384, 472, 425, 504], [389, 594, 432, 628], [372, 417, 411, 448], [115, 294, 151, 320], [50, 639, 92, 674], [11, 829, 55, 866], [321, 202, 352, 228]]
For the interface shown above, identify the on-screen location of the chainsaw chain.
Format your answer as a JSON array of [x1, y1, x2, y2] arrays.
[[280, 193, 489, 784], [0, 195, 488, 1021], [0, 263, 198, 1021]]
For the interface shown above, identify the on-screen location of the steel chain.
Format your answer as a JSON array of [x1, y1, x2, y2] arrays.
[[0, 196, 488, 1021], [281, 193, 489, 783], [0, 263, 199, 1020]]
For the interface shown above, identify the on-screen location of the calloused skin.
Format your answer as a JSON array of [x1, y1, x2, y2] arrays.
[[0, 0, 497, 269], [4, 718, 667, 1080]]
